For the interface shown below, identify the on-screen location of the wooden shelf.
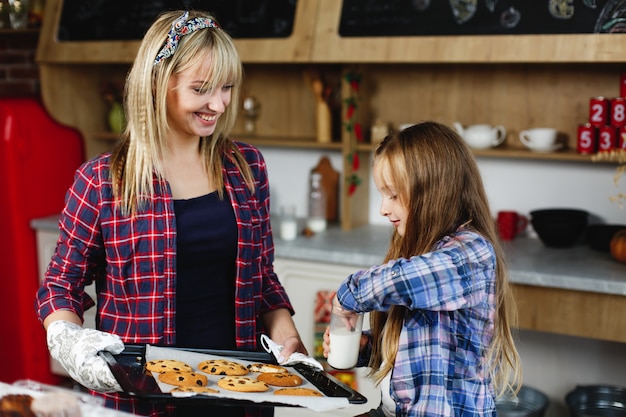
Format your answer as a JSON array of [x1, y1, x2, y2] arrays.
[[235, 136, 342, 150], [96, 133, 608, 163], [358, 143, 618, 163], [0, 28, 40, 34], [472, 147, 595, 162], [94, 131, 344, 151]]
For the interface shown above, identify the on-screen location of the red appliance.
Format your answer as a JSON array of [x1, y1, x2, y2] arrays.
[[0, 98, 85, 384]]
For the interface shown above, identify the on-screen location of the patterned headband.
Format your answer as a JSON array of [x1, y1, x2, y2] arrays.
[[154, 11, 220, 65]]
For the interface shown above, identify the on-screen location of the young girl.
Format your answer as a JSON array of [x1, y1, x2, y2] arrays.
[[36, 10, 305, 417], [323, 121, 522, 416]]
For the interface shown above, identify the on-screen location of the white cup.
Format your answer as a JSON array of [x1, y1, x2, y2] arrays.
[[279, 206, 298, 241], [519, 128, 559, 150], [327, 303, 363, 369], [455, 123, 507, 149]]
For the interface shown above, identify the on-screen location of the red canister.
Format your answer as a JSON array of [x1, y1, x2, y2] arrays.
[[577, 123, 596, 154], [598, 125, 616, 152], [611, 97, 626, 127], [618, 127, 626, 150], [589, 96, 609, 127]]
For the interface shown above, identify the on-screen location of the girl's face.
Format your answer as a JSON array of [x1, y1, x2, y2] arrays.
[[373, 161, 409, 236], [166, 53, 233, 142]]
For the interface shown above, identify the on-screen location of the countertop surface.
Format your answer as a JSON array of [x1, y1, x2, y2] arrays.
[[32, 216, 626, 296], [274, 224, 626, 296]]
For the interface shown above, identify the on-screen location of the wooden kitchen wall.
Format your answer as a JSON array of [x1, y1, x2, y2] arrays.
[[362, 63, 622, 150]]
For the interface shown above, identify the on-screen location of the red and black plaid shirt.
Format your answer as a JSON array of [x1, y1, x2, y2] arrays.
[[36, 141, 292, 416]]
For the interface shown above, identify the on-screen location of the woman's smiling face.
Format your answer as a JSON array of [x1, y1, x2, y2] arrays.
[[166, 52, 233, 141]]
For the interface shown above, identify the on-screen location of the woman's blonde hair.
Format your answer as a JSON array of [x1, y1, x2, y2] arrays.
[[111, 10, 253, 214], [369, 121, 521, 397]]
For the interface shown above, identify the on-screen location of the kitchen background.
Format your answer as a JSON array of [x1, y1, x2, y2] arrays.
[[266, 144, 625, 417], [4, 30, 623, 225], [2, 1, 626, 416], [260, 148, 625, 227]]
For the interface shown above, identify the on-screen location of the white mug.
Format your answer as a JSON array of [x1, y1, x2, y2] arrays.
[[519, 128, 558, 150]]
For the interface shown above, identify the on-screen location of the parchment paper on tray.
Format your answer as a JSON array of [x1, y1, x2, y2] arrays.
[[145, 344, 351, 412]]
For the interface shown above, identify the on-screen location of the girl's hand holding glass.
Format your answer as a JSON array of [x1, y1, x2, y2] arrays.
[[325, 298, 363, 369]]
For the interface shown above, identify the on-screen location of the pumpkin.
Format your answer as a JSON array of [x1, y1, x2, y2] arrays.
[[609, 229, 626, 263]]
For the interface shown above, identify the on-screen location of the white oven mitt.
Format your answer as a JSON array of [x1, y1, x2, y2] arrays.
[[46, 320, 124, 392], [260, 334, 324, 371]]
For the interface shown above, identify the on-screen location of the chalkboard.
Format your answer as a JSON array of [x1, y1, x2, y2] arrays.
[[57, 0, 297, 41], [339, 0, 626, 37]]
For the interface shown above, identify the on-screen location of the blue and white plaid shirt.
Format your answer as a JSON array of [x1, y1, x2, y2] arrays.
[[337, 229, 498, 417]]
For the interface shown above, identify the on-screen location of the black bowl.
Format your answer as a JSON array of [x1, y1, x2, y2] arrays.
[[530, 209, 588, 248], [566, 385, 626, 417], [496, 386, 549, 417], [585, 224, 626, 252]]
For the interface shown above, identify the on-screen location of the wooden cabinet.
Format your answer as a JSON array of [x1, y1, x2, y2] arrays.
[[312, 1, 626, 63], [514, 284, 626, 344], [36, 0, 626, 230]]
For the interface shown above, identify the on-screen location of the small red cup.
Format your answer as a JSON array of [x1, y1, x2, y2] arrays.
[[497, 211, 529, 241]]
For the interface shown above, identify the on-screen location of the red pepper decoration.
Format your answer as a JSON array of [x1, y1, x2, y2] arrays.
[[343, 72, 363, 198], [346, 174, 361, 196], [352, 152, 360, 170], [344, 72, 362, 94], [350, 80, 360, 94], [354, 122, 363, 142], [345, 102, 355, 120]]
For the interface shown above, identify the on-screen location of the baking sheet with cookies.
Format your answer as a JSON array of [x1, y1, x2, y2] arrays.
[[103, 344, 364, 412]]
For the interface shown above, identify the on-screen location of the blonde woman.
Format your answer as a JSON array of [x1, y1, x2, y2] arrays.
[[36, 10, 305, 417], [323, 121, 522, 416]]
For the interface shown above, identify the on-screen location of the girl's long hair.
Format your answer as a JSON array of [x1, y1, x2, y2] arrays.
[[110, 10, 253, 215], [368, 121, 521, 397]]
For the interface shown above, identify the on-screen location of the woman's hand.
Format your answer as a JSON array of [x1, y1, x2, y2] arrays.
[[278, 335, 308, 363], [261, 307, 308, 363], [46, 320, 124, 392]]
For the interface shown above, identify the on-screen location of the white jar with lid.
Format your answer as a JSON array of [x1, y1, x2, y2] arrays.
[[307, 172, 327, 232]]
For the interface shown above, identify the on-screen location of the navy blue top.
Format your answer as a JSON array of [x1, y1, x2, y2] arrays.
[[174, 191, 238, 349]]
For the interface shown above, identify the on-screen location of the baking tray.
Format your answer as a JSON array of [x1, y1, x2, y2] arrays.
[[100, 343, 367, 407]]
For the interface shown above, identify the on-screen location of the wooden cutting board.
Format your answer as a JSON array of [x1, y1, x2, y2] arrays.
[[311, 156, 339, 222]]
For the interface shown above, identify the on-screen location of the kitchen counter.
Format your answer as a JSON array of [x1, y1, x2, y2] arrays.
[[275, 224, 626, 343], [274, 224, 626, 297], [33, 217, 626, 296], [30, 214, 60, 231], [32, 216, 626, 342]]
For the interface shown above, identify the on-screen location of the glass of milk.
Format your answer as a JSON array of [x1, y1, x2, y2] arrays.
[[279, 205, 298, 241], [327, 303, 363, 369]]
